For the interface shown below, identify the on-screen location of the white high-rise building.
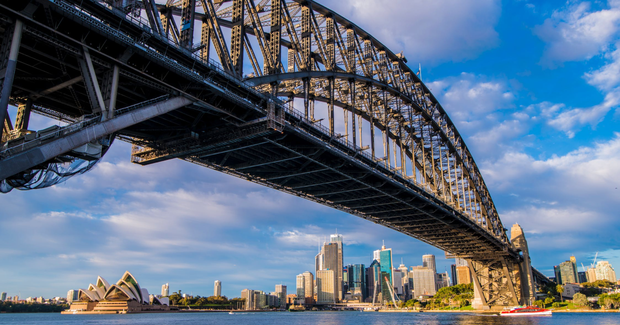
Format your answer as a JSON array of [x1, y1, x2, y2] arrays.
[[315, 250, 324, 275], [422, 254, 436, 273], [67, 290, 78, 304], [316, 269, 335, 304], [0, 292, 6, 301], [595, 261, 617, 282], [214, 280, 221, 297], [411, 266, 437, 297], [373, 249, 381, 262], [296, 274, 305, 298], [161, 283, 169, 296]]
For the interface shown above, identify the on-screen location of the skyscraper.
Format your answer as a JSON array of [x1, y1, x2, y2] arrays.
[[67, 290, 78, 304], [343, 266, 349, 294], [456, 266, 472, 284], [330, 233, 344, 301], [450, 264, 457, 286], [275, 285, 287, 309], [578, 272, 588, 283], [595, 261, 617, 282], [393, 269, 404, 296], [422, 254, 436, 273], [296, 274, 305, 298], [411, 266, 437, 297], [161, 283, 169, 297], [556, 258, 579, 284], [302, 271, 315, 305], [436, 271, 450, 290], [348, 264, 367, 300], [1, 292, 6, 301], [322, 242, 340, 301], [398, 261, 410, 300], [587, 267, 597, 282], [316, 269, 335, 304], [214, 280, 221, 297], [373, 249, 381, 262], [315, 249, 324, 275], [378, 244, 393, 303], [241, 289, 255, 310], [366, 260, 381, 304], [455, 258, 468, 267]]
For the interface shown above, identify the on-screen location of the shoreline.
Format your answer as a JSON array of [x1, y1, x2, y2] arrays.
[[424, 309, 619, 313]]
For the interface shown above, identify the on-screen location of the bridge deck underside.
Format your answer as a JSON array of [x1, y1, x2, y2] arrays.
[[0, 0, 513, 259], [131, 115, 508, 257]]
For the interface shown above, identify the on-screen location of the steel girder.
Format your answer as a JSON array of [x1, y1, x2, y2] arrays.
[[147, 0, 507, 245]]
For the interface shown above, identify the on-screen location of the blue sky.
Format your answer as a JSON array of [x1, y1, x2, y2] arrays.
[[1, 0, 620, 299]]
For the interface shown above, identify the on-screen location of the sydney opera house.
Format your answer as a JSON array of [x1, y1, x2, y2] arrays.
[[63, 271, 175, 314]]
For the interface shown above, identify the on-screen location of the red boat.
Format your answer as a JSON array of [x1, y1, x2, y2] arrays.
[[500, 306, 552, 316]]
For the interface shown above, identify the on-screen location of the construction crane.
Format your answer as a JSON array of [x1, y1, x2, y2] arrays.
[[384, 276, 401, 309], [592, 252, 599, 268]]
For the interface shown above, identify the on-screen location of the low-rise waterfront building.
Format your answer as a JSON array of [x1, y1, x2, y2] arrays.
[[562, 283, 581, 299]]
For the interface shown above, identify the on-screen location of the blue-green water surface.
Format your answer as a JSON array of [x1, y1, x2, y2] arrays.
[[0, 311, 618, 325]]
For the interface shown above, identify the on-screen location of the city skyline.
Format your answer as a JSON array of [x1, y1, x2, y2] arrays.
[[3, 235, 617, 301], [1, 0, 620, 299]]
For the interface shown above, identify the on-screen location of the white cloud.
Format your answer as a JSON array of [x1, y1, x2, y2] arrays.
[[274, 226, 324, 247], [322, 0, 500, 63], [534, 1, 620, 66], [429, 73, 515, 126], [545, 90, 619, 137], [484, 132, 620, 191], [585, 43, 620, 90], [468, 119, 528, 156], [481, 133, 620, 258]]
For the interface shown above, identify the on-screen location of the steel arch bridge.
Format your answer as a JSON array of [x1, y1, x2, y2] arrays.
[[0, 0, 549, 308]]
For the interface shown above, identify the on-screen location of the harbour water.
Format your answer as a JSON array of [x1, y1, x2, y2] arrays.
[[0, 311, 618, 325]]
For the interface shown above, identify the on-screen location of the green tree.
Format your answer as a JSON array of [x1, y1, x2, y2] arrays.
[[573, 293, 588, 307], [169, 292, 181, 306], [431, 283, 473, 308], [599, 293, 620, 309], [544, 297, 554, 307], [582, 280, 615, 288], [556, 285, 564, 302], [534, 300, 545, 308], [552, 302, 561, 308]]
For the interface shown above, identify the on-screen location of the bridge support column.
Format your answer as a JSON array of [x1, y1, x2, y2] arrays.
[[0, 19, 23, 143], [467, 257, 520, 310], [511, 223, 536, 306]]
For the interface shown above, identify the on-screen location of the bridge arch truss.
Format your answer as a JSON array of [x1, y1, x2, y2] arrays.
[[0, 0, 541, 308]]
